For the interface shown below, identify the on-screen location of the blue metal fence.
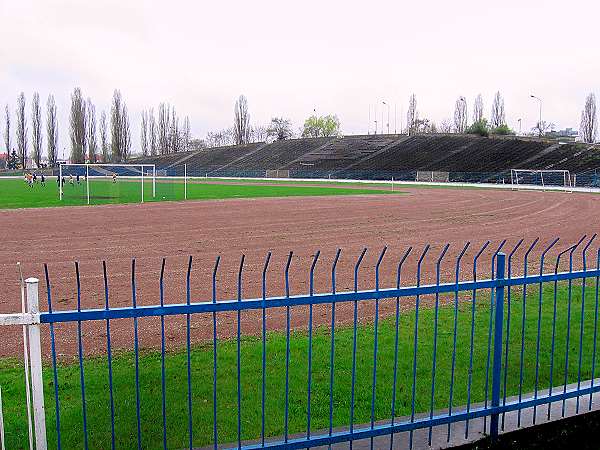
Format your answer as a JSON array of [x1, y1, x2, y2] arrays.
[[34, 236, 600, 449]]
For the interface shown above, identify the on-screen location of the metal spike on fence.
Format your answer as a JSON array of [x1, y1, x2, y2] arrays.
[[307, 249, 320, 444], [465, 240, 490, 439], [350, 247, 367, 449], [501, 239, 524, 431], [158, 258, 166, 450], [283, 251, 292, 444], [185, 255, 193, 450], [212, 255, 221, 449], [390, 246, 413, 450], [261, 251, 271, 448], [590, 248, 600, 412], [329, 248, 342, 445], [236, 253, 245, 449], [409, 244, 430, 450], [428, 243, 450, 445], [447, 241, 470, 442]]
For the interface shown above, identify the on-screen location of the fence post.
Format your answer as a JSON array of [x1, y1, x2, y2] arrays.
[[490, 253, 506, 439], [26, 278, 47, 450]]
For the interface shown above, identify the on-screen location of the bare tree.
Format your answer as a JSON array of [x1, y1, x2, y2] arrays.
[[16, 92, 27, 168], [87, 98, 97, 163], [233, 95, 250, 145], [472, 94, 484, 123], [46, 95, 58, 167], [149, 109, 157, 156], [122, 105, 131, 161], [99, 111, 109, 162], [406, 94, 418, 136], [579, 93, 597, 143], [266, 118, 293, 141], [453, 97, 467, 133], [4, 105, 11, 160], [490, 91, 505, 128], [251, 125, 269, 142], [206, 128, 233, 148], [169, 109, 180, 152], [158, 103, 170, 154], [140, 110, 149, 156], [110, 90, 124, 162], [69, 88, 86, 163], [31, 92, 43, 168], [182, 116, 191, 151], [439, 119, 452, 133]]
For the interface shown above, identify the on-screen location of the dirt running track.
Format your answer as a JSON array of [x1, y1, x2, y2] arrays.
[[0, 187, 598, 358]]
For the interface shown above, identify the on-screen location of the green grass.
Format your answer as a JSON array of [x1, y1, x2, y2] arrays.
[[0, 178, 400, 209], [1, 281, 599, 449]]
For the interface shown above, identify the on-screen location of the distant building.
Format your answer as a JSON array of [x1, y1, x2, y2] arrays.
[[544, 128, 579, 142]]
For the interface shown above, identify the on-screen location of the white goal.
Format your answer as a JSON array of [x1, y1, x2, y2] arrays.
[[510, 169, 572, 191], [59, 163, 156, 204]]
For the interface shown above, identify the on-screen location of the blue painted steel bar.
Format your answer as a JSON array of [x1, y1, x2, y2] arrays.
[[102, 261, 116, 450], [533, 238, 560, 424], [501, 239, 523, 431], [329, 249, 341, 448], [369, 247, 387, 449], [465, 240, 490, 438], [75, 262, 89, 450], [307, 250, 319, 447], [577, 235, 596, 413], [261, 252, 272, 447], [212, 256, 221, 449], [590, 249, 600, 410], [39, 268, 600, 324], [159, 259, 167, 450], [389, 247, 412, 450], [409, 244, 430, 450], [237, 255, 246, 449], [562, 237, 585, 417], [548, 247, 571, 420], [490, 253, 506, 438], [225, 383, 600, 450], [284, 252, 292, 444], [132, 259, 142, 450], [349, 247, 367, 450], [44, 265, 62, 450], [186, 256, 193, 450], [517, 238, 539, 428], [484, 240, 506, 433], [447, 242, 470, 442], [428, 243, 449, 445]]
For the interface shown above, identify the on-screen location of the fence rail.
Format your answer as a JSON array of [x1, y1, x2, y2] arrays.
[[1, 236, 600, 449]]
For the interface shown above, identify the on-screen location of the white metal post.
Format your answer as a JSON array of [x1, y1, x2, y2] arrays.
[[141, 165, 144, 203], [18, 264, 34, 450], [26, 278, 47, 450], [86, 164, 90, 205], [153, 165, 156, 198], [184, 164, 187, 200], [59, 164, 63, 200]]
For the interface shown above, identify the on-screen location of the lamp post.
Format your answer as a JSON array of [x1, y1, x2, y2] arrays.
[[374, 103, 378, 134], [459, 96, 467, 133], [382, 101, 390, 134], [518, 118, 522, 136], [530, 95, 542, 136]]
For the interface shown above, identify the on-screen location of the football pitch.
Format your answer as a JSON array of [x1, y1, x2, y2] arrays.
[[0, 177, 401, 209]]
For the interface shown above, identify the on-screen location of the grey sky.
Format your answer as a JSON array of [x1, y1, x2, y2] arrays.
[[1, 0, 598, 154]]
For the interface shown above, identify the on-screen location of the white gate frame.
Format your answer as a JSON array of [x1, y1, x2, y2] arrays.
[[0, 276, 47, 450]]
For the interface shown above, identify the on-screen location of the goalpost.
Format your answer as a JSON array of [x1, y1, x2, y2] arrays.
[[59, 163, 156, 204], [510, 169, 572, 192]]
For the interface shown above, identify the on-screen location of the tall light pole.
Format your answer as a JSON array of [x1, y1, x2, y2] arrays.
[[394, 103, 397, 134], [382, 101, 390, 134], [518, 118, 522, 136], [530, 95, 542, 136], [368, 105, 371, 135], [374, 103, 378, 134]]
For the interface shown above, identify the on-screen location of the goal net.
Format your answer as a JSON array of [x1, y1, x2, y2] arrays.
[[510, 169, 572, 191], [59, 164, 158, 205]]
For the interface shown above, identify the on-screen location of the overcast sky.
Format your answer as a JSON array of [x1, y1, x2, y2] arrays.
[[1, 0, 599, 155]]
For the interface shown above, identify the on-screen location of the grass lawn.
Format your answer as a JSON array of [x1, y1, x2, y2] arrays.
[[0, 178, 400, 209], [1, 281, 598, 449]]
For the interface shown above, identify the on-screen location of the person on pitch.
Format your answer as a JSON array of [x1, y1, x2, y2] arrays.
[[40, 173, 45, 186]]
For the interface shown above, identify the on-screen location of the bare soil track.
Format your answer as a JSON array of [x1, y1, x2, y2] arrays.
[[0, 187, 598, 358]]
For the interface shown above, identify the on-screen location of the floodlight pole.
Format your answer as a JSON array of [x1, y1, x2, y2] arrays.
[[86, 164, 90, 205]]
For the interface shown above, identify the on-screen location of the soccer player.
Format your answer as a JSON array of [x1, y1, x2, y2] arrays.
[[40, 173, 45, 186], [76, 174, 80, 185], [69, 174, 74, 186], [112, 172, 117, 183]]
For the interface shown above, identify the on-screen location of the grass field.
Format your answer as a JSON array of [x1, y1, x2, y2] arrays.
[[0, 177, 400, 209], [1, 282, 598, 449]]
